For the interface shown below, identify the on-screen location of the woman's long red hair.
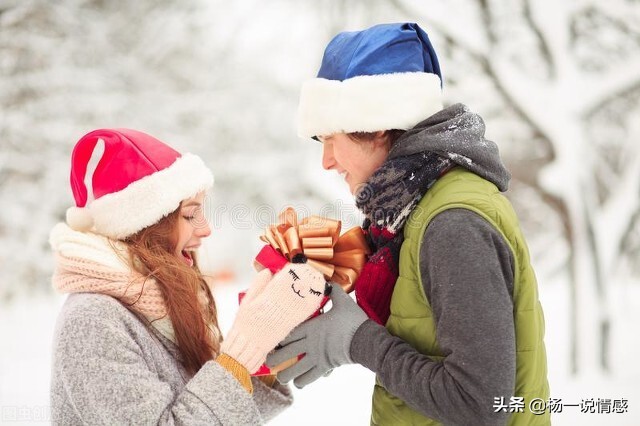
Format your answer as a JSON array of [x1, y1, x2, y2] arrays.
[[123, 208, 220, 376]]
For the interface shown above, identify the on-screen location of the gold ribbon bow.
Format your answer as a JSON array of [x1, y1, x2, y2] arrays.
[[260, 207, 371, 292]]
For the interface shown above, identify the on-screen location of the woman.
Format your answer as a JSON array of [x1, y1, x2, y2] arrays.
[[267, 23, 550, 425], [50, 128, 328, 424]]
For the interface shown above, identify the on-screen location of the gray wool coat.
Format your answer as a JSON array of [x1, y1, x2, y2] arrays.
[[50, 293, 293, 425]]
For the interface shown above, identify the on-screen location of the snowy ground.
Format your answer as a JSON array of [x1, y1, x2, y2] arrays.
[[1, 279, 638, 425]]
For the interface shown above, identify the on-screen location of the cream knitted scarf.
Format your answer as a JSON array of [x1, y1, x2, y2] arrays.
[[50, 222, 176, 342]]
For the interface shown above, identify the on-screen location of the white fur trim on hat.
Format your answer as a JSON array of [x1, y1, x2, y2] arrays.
[[68, 153, 214, 240], [297, 72, 443, 139]]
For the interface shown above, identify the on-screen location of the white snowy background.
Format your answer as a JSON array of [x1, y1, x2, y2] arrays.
[[1, 0, 639, 424]]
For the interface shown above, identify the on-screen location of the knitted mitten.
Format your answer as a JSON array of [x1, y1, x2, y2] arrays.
[[221, 263, 328, 373]]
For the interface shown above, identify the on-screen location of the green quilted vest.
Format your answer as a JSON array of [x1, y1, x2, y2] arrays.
[[370, 168, 550, 425]]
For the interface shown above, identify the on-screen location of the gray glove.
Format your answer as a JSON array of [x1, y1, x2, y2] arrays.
[[265, 283, 368, 388]]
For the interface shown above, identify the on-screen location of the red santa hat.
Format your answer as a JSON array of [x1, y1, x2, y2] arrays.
[[65, 128, 214, 239]]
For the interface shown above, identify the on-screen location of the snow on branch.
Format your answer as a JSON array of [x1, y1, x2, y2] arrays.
[[581, 61, 640, 117], [523, 0, 556, 78], [596, 144, 640, 272], [387, 0, 489, 57]]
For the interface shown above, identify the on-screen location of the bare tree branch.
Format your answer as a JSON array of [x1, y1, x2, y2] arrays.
[[581, 66, 640, 117], [619, 210, 640, 274], [598, 142, 640, 270], [484, 59, 556, 161], [387, 0, 487, 57], [522, 0, 556, 78], [475, 0, 497, 45], [509, 157, 551, 187], [595, 0, 640, 30], [539, 191, 577, 374]]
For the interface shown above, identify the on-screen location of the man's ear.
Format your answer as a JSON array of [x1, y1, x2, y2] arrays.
[[373, 131, 390, 149]]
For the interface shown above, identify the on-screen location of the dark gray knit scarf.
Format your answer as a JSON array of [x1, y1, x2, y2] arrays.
[[355, 151, 454, 233], [353, 150, 454, 324]]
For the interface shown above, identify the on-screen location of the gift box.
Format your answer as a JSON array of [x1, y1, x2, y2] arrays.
[[242, 207, 370, 376]]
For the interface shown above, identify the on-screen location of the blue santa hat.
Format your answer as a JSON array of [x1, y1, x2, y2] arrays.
[[298, 22, 443, 139]]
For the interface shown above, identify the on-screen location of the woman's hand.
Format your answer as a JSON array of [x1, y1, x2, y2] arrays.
[[221, 264, 329, 373]]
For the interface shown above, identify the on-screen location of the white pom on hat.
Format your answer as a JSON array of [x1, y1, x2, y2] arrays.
[[66, 206, 94, 232]]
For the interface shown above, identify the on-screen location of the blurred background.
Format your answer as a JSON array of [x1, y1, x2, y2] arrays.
[[1, 0, 639, 424]]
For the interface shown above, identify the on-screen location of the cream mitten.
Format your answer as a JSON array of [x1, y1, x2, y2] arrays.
[[221, 263, 328, 373]]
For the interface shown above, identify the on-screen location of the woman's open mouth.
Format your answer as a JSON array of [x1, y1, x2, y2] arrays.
[[181, 250, 194, 267]]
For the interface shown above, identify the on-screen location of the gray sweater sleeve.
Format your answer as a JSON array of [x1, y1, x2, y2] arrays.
[[350, 209, 516, 425], [51, 293, 292, 425]]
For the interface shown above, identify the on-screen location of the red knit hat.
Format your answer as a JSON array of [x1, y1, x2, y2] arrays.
[[65, 128, 214, 239]]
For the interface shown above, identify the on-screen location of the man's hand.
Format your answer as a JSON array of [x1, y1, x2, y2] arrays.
[[266, 284, 368, 388]]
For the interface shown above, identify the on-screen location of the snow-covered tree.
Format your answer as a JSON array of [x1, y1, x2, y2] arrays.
[[0, 0, 328, 298]]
